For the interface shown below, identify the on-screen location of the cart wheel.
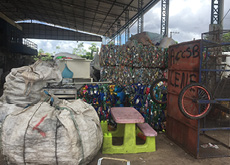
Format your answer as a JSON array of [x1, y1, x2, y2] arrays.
[[150, 78, 168, 104], [178, 83, 212, 120]]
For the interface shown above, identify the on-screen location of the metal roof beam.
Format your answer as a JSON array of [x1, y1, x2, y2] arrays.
[[49, 0, 125, 20], [20, 23, 102, 41], [104, 0, 135, 36], [13, 9, 114, 26], [97, 0, 118, 34], [109, 0, 160, 38], [90, 0, 101, 32], [95, 0, 138, 12]]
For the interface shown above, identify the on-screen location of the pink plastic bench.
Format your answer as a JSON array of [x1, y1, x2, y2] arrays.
[[111, 107, 144, 123], [137, 123, 157, 137]]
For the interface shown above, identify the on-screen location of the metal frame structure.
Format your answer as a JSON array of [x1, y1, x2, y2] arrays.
[[110, 0, 160, 39], [137, 0, 144, 33], [125, 10, 130, 42], [160, 0, 169, 37], [197, 30, 230, 158], [211, 0, 224, 25], [211, 0, 220, 24]]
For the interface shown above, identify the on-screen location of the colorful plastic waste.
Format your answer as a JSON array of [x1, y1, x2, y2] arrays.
[[77, 84, 166, 131]]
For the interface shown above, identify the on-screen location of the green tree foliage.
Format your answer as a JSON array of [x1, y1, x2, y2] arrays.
[[222, 32, 230, 52], [34, 48, 53, 61], [56, 45, 60, 51], [80, 52, 93, 60], [72, 42, 98, 60], [54, 45, 61, 54], [89, 43, 97, 52], [88, 43, 98, 59], [72, 42, 87, 56]]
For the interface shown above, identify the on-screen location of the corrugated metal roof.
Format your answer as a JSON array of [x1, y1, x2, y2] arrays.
[[0, 0, 158, 40]]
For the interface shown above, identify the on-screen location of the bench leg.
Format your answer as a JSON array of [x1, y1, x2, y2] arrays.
[[102, 123, 137, 154], [102, 132, 125, 154], [136, 136, 156, 152]]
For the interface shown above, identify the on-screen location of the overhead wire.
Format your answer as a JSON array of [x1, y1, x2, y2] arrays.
[[220, 8, 230, 24]]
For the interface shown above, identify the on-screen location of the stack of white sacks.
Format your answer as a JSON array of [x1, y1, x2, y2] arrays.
[[0, 60, 103, 165]]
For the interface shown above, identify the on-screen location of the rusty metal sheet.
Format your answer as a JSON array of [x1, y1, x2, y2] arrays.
[[167, 94, 198, 127], [168, 70, 199, 95], [168, 40, 201, 70], [167, 116, 198, 157], [166, 40, 201, 158]]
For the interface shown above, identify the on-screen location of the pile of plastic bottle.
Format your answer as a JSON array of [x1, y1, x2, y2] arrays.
[[77, 84, 166, 131], [83, 39, 169, 131], [99, 40, 168, 85]]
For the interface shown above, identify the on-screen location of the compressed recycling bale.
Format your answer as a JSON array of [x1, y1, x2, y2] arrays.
[[2, 96, 103, 165]]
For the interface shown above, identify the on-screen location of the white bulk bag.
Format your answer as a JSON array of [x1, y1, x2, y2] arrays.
[[0, 102, 23, 123], [2, 95, 103, 165], [0, 60, 62, 107]]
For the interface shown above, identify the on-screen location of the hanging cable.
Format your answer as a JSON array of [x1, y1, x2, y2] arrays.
[[220, 8, 230, 24]]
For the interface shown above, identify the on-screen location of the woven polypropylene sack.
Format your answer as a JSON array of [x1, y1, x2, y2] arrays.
[[0, 102, 23, 124], [0, 60, 62, 107], [2, 97, 103, 165]]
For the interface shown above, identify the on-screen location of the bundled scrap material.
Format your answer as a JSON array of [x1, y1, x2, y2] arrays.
[[99, 32, 172, 85], [2, 93, 103, 165], [88, 32, 171, 131]]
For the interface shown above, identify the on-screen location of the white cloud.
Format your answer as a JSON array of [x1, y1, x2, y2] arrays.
[[143, 0, 229, 42], [30, 39, 101, 54]]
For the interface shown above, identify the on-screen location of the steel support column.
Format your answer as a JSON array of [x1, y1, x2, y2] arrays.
[[118, 33, 121, 45], [125, 10, 130, 42], [117, 20, 121, 45], [160, 0, 169, 37], [137, 0, 143, 33], [211, 0, 224, 25]]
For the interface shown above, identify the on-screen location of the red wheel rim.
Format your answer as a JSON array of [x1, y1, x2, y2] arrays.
[[181, 85, 211, 118]]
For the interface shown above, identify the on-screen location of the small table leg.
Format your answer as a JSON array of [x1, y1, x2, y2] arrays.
[[102, 123, 137, 154], [123, 123, 136, 153]]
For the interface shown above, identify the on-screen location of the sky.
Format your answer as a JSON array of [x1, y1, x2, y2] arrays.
[[30, 0, 230, 54]]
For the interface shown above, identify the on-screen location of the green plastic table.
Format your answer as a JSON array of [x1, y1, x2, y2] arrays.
[[101, 107, 156, 154]]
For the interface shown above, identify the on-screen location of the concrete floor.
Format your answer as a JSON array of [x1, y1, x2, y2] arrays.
[[89, 133, 230, 165]]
